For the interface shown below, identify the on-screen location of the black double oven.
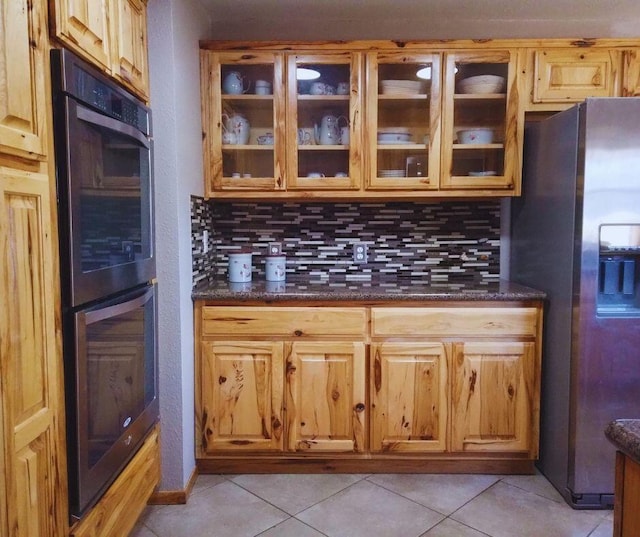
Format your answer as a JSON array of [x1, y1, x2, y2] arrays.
[[51, 49, 159, 520]]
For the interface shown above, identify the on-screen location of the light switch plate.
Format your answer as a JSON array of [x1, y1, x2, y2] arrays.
[[268, 242, 282, 255]]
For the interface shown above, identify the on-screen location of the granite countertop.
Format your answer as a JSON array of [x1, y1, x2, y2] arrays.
[[192, 277, 546, 302], [606, 419, 640, 462]]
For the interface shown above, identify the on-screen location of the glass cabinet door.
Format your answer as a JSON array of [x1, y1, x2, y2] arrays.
[[286, 52, 362, 190], [366, 52, 441, 191], [201, 51, 285, 193], [441, 50, 521, 192]]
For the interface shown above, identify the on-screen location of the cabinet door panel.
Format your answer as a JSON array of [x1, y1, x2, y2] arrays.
[[53, 0, 111, 71], [533, 49, 620, 102], [1, 168, 67, 537], [286, 341, 365, 452], [201, 341, 284, 452], [0, 0, 47, 159], [451, 341, 535, 453], [112, 0, 149, 99], [623, 50, 640, 97], [371, 342, 448, 452]]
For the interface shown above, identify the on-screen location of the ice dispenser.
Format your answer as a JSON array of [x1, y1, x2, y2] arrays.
[[598, 224, 640, 315]]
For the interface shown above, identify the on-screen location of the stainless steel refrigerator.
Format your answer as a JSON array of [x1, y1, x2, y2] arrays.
[[510, 98, 640, 509]]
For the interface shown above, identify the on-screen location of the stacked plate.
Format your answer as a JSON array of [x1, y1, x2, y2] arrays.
[[379, 169, 405, 178], [458, 75, 505, 94], [380, 79, 423, 95]]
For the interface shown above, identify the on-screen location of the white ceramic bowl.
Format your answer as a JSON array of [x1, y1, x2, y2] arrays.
[[469, 170, 497, 177], [458, 128, 494, 144], [378, 131, 411, 143], [458, 75, 505, 94]]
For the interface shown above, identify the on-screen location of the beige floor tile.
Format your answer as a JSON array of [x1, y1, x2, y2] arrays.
[[589, 516, 614, 537], [129, 521, 160, 537], [367, 473, 499, 515], [500, 472, 566, 503], [230, 473, 366, 515], [420, 518, 491, 536], [257, 517, 326, 536], [296, 479, 444, 537], [143, 480, 288, 537], [452, 481, 607, 537], [191, 473, 227, 495]]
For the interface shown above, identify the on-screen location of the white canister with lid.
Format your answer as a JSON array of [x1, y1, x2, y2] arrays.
[[265, 255, 286, 282], [228, 250, 252, 282]]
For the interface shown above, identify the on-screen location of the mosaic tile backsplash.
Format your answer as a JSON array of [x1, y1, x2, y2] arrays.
[[191, 196, 501, 286]]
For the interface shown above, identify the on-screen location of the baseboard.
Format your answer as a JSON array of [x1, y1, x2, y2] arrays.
[[148, 466, 198, 505]]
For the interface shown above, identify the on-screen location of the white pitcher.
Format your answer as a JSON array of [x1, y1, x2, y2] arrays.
[[222, 113, 250, 145], [222, 71, 249, 95], [314, 112, 347, 145]]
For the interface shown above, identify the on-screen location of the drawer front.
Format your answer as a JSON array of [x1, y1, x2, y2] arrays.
[[371, 307, 538, 338], [202, 306, 367, 337]]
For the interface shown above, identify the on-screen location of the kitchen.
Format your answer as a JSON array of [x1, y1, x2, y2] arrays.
[[2, 0, 640, 536]]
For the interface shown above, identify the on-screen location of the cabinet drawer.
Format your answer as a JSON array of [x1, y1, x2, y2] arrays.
[[533, 49, 620, 103], [202, 306, 367, 337], [371, 307, 538, 337]]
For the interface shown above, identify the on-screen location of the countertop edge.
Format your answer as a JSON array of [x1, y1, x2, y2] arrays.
[[605, 419, 640, 463]]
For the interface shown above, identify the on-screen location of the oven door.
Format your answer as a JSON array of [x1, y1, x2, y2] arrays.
[[65, 284, 159, 518], [58, 95, 155, 307]]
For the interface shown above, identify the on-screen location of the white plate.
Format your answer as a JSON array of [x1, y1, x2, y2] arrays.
[[469, 171, 497, 176], [378, 139, 413, 145]]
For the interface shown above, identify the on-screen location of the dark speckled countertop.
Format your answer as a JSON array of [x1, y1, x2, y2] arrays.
[[192, 277, 546, 302], [606, 420, 640, 463]]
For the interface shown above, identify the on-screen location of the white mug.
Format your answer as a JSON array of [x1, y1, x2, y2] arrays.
[[310, 82, 326, 95], [307, 172, 325, 178], [297, 128, 314, 145], [265, 255, 286, 282], [228, 252, 252, 282], [337, 82, 349, 95], [255, 80, 272, 95]]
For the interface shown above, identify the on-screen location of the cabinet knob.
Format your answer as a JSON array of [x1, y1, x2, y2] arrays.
[[355, 403, 365, 413], [294, 330, 303, 337]]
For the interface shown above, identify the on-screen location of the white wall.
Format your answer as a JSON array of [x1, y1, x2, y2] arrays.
[[147, 0, 211, 490]]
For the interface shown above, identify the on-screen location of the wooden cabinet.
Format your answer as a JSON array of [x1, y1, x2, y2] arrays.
[[196, 301, 543, 473], [286, 341, 366, 452], [200, 341, 284, 452], [370, 306, 541, 457], [201, 51, 286, 193], [365, 51, 441, 191], [370, 342, 448, 452], [526, 48, 622, 111], [450, 341, 537, 454], [196, 306, 368, 455], [70, 426, 160, 537], [200, 42, 524, 199], [622, 49, 640, 96], [441, 50, 521, 193], [614, 451, 640, 537], [1, 167, 67, 537], [0, 0, 48, 160], [51, 0, 149, 100]]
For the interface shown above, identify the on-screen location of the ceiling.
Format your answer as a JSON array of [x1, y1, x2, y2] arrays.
[[201, 0, 640, 41]]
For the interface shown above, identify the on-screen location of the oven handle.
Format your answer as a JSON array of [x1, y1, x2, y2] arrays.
[[85, 286, 153, 325], [76, 103, 150, 149]]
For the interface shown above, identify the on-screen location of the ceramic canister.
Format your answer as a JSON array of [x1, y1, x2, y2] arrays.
[[265, 255, 286, 282], [228, 250, 252, 282]]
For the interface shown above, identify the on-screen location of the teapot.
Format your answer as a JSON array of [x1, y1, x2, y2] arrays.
[[314, 111, 347, 146], [222, 71, 249, 95], [222, 113, 250, 145]]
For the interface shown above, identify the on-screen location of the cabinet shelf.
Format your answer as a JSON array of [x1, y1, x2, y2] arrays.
[[299, 145, 349, 150], [378, 143, 426, 150], [454, 93, 507, 100], [452, 143, 504, 150], [297, 95, 350, 101], [222, 94, 274, 101], [377, 94, 429, 100], [222, 144, 274, 150]]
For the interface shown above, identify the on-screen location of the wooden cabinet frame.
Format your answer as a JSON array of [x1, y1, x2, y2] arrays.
[[195, 301, 543, 474]]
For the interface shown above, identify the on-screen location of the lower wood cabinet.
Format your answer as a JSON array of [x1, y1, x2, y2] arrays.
[[195, 301, 542, 473]]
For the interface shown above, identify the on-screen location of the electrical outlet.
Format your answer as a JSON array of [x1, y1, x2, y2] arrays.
[[268, 242, 282, 255], [353, 242, 368, 264]]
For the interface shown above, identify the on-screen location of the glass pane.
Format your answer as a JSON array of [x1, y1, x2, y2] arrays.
[[296, 63, 350, 179], [452, 61, 508, 178], [377, 61, 431, 180], [220, 63, 275, 179]]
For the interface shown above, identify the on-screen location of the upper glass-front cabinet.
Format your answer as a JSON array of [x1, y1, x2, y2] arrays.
[[200, 51, 285, 193], [441, 50, 521, 192], [286, 53, 362, 190], [365, 52, 441, 191]]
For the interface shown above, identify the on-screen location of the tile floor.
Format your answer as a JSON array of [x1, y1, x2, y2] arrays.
[[130, 472, 613, 537]]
